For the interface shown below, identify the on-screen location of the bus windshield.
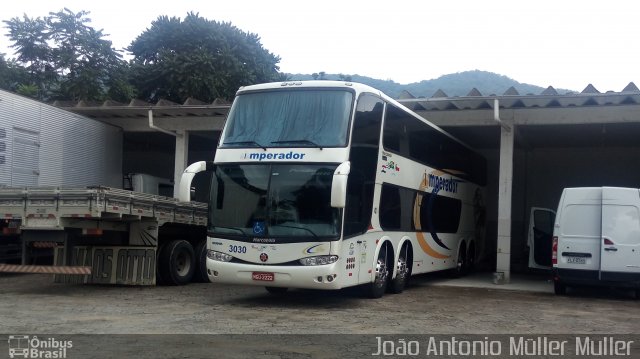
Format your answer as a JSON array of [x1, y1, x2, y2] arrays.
[[209, 164, 341, 241], [221, 89, 353, 148]]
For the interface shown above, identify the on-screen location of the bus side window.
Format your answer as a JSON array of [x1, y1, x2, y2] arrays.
[[343, 94, 383, 238], [380, 184, 401, 230]]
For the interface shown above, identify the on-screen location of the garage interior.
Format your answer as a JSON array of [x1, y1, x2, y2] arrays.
[[58, 81, 640, 284]]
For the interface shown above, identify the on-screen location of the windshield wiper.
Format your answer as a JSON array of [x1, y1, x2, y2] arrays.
[[223, 141, 267, 151], [271, 140, 323, 150], [211, 225, 248, 236], [272, 224, 319, 240]]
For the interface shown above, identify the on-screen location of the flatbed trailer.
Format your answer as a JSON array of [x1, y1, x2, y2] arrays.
[[0, 186, 208, 285]]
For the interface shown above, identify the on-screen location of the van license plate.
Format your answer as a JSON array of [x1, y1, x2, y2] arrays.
[[252, 272, 274, 281], [567, 257, 586, 264]]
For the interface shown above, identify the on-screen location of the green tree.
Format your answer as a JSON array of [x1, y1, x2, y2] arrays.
[[3, 15, 55, 99], [0, 53, 29, 92], [128, 12, 285, 103], [3, 8, 127, 101]]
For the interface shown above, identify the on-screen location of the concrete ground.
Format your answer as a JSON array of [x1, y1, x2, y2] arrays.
[[429, 271, 554, 293], [1, 270, 638, 358]]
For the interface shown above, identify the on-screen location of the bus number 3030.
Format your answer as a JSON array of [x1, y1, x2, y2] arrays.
[[229, 245, 247, 253]]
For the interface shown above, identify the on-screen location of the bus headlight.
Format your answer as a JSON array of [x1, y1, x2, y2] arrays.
[[299, 255, 338, 266], [207, 250, 233, 262]]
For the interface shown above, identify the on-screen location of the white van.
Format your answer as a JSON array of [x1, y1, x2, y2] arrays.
[[552, 187, 640, 296]]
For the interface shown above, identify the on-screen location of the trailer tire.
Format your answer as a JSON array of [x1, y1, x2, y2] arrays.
[[193, 240, 209, 283], [155, 241, 168, 285], [158, 240, 195, 285]]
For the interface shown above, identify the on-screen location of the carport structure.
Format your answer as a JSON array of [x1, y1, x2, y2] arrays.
[[54, 98, 231, 202], [399, 82, 640, 282], [57, 82, 640, 283]]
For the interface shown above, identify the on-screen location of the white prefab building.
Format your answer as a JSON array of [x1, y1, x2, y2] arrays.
[[0, 90, 122, 187]]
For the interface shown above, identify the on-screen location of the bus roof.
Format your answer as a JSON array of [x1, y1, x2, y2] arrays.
[[236, 81, 382, 96], [234, 80, 480, 156]]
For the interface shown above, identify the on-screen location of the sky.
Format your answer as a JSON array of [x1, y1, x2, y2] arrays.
[[1, 0, 638, 93]]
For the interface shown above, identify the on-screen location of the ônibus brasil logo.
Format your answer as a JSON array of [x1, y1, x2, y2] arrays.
[[7, 335, 73, 359]]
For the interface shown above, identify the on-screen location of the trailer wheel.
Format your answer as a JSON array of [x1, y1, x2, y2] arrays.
[[158, 240, 195, 285], [193, 240, 209, 283], [364, 244, 390, 298], [389, 244, 411, 294], [155, 241, 168, 285]]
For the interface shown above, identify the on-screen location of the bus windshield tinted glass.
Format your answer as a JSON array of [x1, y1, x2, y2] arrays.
[[209, 164, 340, 241], [221, 89, 353, 148]]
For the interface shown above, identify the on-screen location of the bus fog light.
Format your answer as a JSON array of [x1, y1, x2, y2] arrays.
[[299, 255, 339, 266], [317, 276, 323, 282], [326, 275, 334, 282], [207, 249, 233, 262]]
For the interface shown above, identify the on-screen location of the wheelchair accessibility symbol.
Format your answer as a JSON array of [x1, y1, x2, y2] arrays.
[[253, 221, 265, 235]]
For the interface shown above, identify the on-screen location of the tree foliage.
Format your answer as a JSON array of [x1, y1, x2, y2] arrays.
[[1, 10, 285, 102], [0, 53, 29, 92], [3, 8, 129, 101], [128, 12, 285, 103]]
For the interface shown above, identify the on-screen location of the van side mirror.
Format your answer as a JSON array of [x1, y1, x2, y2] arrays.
[[331, 161, 350, 208]]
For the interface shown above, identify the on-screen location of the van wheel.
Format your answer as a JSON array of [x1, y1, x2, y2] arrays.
[[265, 286, 288, 295], [554, 280, 567, 295], [633, 288, 640, 300], [364, 245, 390, 298], [193, 240, 209, 283], [389, 245, 410, 294], [158, 240, 195, 285]]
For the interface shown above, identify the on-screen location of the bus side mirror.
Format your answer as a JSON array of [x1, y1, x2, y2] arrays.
[[331, 161, 351, 208], [177, 161, 215, 202]]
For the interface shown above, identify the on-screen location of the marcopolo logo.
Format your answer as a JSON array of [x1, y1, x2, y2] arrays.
[[7, 335, 72, 359], [246, 151, 306, 161]]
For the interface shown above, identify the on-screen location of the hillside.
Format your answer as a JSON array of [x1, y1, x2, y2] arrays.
[[285, 70, 570, 99]]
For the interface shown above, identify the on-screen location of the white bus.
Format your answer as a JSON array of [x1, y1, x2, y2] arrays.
[[180, 81, 487, 298]]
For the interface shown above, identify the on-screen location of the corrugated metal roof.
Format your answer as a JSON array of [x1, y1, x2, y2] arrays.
[[398, 82, 640, 112]]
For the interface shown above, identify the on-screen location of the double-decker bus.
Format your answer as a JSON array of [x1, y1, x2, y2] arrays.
[[180, 81, 486, 298]]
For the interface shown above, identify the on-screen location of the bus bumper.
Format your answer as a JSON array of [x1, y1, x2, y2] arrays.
[[206, 258, 344, 290]]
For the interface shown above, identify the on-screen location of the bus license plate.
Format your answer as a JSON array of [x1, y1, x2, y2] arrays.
[[567, 257, 586, 264], [252, 272, 274, 281]]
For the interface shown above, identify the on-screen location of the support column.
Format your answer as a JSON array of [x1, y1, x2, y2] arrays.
[[495, 123, 514, 284], [173, 130, 189, 198]]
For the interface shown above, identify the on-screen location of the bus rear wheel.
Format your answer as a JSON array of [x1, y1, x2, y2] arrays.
[[389, 245, 411, 294], [365, 245, 390, 298], [452, 244, 466, 278]]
